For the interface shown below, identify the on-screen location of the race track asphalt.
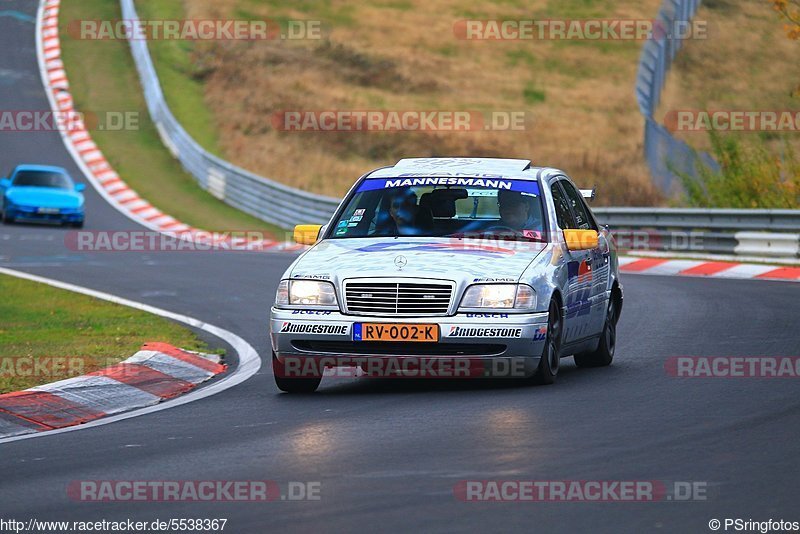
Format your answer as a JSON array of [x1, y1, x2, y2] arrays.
[[1, 3, 799, 532]]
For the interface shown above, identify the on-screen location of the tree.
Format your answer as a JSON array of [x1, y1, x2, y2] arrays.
[[772, 0, 800, 37], [772, 0, 800, 96]]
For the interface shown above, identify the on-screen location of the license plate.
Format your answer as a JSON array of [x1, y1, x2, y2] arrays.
[[37, 207, 59, 214], [354, 323, 439, 342]]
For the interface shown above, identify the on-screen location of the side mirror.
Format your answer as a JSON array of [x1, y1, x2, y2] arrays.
[[75, 183, 86, 192], [294, 224, 323, 245], [563, 229, 599, 251], [0, 178, 10, 188]]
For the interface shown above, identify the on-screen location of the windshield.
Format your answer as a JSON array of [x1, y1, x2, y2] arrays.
[[12, 171, 72, 189], [328, 177, 546, 240]]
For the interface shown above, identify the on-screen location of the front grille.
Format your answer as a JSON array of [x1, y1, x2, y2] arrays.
[[344, 280, 453, 316], [292, 341, 506, 357]]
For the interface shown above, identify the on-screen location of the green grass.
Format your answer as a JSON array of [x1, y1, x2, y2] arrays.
[[0, 274, 209, 393], [58, 0, 286, 237], [135, 1, 221, 155], [522, 83, 546, 104]]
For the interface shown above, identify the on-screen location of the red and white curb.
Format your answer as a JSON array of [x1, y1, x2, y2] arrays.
[[0, 267, 261, 445], [0, 343, 226, 438], [37, 0, 302, 252], [619, 257, 800, 282]]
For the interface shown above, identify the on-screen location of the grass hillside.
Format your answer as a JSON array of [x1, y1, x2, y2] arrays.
[[659, 0, 799, 153], [140, 0, 668, 205]]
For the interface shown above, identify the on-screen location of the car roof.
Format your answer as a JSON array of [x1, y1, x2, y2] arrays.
[[12, 164, 70, 175], [366, 157, 567, 181]]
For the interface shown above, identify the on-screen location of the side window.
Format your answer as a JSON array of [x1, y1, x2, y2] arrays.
[[550, 182, 576, 230], [559, 180, 596, 230]]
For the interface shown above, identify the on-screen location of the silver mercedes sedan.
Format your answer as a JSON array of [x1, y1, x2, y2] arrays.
[[270, 158, 623, 392]]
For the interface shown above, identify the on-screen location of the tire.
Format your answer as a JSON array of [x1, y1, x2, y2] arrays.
[[574, 295, 618, 368], [2, 211, 13, 225], [272, 353, 321, 393], [533, 299, 562, 385], [71, 220, 84, 229]]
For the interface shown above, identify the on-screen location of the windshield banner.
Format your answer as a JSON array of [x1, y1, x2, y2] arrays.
[[356, 177, 540, 195]]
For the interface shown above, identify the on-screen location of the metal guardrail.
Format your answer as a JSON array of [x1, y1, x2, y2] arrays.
[[594, 208, 800, 258], [635, 0, 718, 192], [593, 208, 800, 232], [120, 0, 340, 228]]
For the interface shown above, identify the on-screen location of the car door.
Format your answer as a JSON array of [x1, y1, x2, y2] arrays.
[[550, 180, 591, 344], [559, 179, 609, 337]]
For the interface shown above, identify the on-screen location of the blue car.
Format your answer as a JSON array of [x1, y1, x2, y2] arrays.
[[0, 165, 85, 228]]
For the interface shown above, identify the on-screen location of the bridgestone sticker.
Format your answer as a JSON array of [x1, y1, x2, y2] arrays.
[[280, 323, 348, 335], [448, 326, 523, 338]]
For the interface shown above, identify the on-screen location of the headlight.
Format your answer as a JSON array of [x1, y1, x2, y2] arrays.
[[275, 279, 338, 308], [459, 284, 536, 310]]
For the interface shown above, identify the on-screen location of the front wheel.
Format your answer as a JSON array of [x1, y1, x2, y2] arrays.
[[533, 299, 562, 385], [574, 296, 617, 368], [1, 210, 12, 225], [272, 353, 321, 393]]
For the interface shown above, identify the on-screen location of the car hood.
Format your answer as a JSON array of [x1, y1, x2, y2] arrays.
[[5, 187, 83, 209], [290, 237, 547, 284]]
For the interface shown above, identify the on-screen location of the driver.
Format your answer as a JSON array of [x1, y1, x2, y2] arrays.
[[390, 189, 419, 231], [374, 189, 432, 236], [497, 190, 540, 229]]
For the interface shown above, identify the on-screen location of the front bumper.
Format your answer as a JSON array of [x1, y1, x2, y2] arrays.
[[270, 308, 549, 378], [5, 206, 83, 224]]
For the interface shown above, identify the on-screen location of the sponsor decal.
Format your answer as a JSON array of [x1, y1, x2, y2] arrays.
[[465, 313, 510, 318], [350, 215, 363, 222], [293, 274, 331, 280], [335, 228, 347, 236], [387, 177, 513, 189], [473, 277, 515, 282], [448, 326, 523, 338], [337, 221, 349, 228], [533, 326, 547, 342], [353, 209, 366, 216], [566, 260, 593, 317], [291, 310, 333, 315], [348, 222, 359, 227], [280, 322, 348, 335], [356, 178, 540, 195]]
